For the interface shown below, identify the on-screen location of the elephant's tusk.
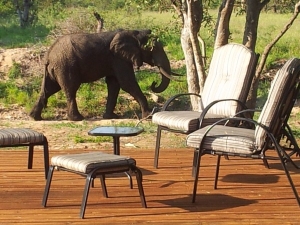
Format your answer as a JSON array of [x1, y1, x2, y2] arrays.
[[171, 71, 185, 76], [159, 67, 184, 82], [158, 67, 175, 80]]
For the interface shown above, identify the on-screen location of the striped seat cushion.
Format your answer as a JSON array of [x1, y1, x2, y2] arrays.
[[0, 128, 45, 145], [186, 125, 258, 154], [152, 111, 224, 132], [51, 152, 136, 174]]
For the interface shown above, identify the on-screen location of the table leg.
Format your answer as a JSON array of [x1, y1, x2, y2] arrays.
[[113, 137, 120, 155], [112, 136, 133, 188]]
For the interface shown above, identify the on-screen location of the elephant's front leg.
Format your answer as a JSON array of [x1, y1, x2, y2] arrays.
[[103, 76, 120, 119], [119, 79, 151, 119]]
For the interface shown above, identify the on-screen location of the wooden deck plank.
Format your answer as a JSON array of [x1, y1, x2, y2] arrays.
[[0, 148, 300, 224]]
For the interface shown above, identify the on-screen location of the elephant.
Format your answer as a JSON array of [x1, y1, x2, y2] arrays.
[[29, 29, 177, 121]]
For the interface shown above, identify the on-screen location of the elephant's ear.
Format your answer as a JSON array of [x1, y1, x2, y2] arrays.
[[110, 31, 143, 67]]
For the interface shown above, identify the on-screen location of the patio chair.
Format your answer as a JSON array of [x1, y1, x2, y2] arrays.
[[0, 128, 49, 178], [152, 43, 258, 168], [186, 57, 300, 205]]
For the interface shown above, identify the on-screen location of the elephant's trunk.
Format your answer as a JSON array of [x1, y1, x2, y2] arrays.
[[150, 42, 172, 93]]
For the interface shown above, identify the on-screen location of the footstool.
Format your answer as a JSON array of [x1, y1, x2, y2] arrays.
[[0, 128, 49, 179], [42, 152, 147, 219]]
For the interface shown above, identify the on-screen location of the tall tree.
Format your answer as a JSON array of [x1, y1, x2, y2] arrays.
[[172, 0, 205, 110], [13, 0, 35, 27], [247, 1, 300, 109]]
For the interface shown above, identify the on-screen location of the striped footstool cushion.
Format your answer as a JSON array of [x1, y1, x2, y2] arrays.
[[51, 152, 136, 174], [0, 128, 45, 145]]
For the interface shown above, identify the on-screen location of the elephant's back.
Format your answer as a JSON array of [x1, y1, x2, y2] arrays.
[[47, 33, 114, 72], [48, 33, 112, 58]]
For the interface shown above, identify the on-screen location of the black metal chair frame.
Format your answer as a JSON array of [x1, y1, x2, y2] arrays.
[[192, 117, 300, 205], [42, 163, 147, 219], [191, 59, 300, 205]]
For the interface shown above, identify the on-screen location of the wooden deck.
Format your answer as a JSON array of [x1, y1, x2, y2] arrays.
[[1, 147, 300, 224]]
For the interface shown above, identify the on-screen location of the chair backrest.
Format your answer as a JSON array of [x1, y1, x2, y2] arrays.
[[201, 43, 258, 116], [255, 58, 300, 150]]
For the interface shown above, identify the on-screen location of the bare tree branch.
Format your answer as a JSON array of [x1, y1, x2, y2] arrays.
[[171, 0, 184, 22], [255, 1, 300, 79]]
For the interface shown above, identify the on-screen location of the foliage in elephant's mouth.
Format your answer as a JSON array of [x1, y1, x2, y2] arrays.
[[144, 34, 160, 50]]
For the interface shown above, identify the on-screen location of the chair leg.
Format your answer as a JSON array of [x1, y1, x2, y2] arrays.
[[100, 175, 108, 198], [42, 166, 54, 207], [214, 155, 221, 189], [262, 157, 270, 169], [192, 149, 198, 177], [125, 171, 133, 189], [28, 144, 34, 169], [192, 149, 203, 203], [275, 146, 300, 206], [284, 124, 300, 168], [43, 140, 50, 179], [133, 166, 147, 208], [80, 174, 93, 219], [154, 126, 162, 168]]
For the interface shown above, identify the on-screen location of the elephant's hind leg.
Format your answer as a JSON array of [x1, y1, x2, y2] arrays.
[[29, 76, 61, 121], [63, 84, 84, 121]]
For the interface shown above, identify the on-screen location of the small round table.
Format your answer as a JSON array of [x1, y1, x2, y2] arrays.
[[88, 126, 144, 189], [88, 126, 144, 155]]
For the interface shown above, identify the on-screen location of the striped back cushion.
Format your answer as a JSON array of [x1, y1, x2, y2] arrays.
[[255, 58, 300, 150], [201, 43, 257, 116]]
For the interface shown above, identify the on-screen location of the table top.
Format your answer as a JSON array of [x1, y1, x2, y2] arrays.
[[88, 126, 144, 137]]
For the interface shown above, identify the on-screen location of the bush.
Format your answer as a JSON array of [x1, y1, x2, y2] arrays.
[[0, 0, 14, 16]]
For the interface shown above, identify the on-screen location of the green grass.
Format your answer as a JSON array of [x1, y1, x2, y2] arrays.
[[0, 16, 50, 48]]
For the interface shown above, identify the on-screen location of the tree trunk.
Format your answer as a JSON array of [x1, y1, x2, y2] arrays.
[[243, 0, 267, 110], [23, 0, 30, 23], [174, 0, 205, 110], [214, 0, 234, 48], [181, 27, 201, 110], [13, 0, 33, 27]]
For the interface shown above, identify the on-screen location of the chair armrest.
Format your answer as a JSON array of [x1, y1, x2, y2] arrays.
[[198, 99, 249, 127], [161, 93, 202, 111]]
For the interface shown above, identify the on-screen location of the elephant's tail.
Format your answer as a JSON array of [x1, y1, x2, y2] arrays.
[[41, 64, 49, 108]]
